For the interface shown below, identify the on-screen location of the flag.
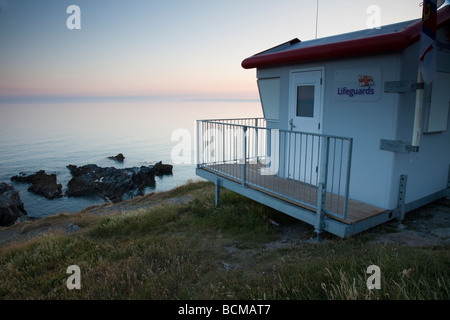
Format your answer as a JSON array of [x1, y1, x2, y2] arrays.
[[419, 0, 438, 84]]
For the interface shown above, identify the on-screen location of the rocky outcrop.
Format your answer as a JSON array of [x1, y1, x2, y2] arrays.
[[10, 170, 62, 199], [154, 161, 173, 176], [66, 163, 173, 203], [108, 153, 125, 162], [0, 182, 28, 226]]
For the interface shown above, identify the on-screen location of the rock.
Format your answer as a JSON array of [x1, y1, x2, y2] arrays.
[[10, 170, 62, 199], [66, 162, 172, 203], [66, 164, 103, 197], [0, 182, 28, 226], [154, 161, 173, 176], [108, 153, 125, 162], [132, 166, 157, 187], [66, 164, 133, 202], [67, 222, 80, 233]]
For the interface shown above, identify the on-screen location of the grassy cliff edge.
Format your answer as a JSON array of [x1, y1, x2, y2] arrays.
[[0, 180, 449, 299]]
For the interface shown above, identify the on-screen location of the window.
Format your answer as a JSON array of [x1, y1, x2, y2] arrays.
[[257, 78, 280, 121], [296, 85, 315, 118]]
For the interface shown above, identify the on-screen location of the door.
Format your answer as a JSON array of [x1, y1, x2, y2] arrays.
[[285, 70, 323, 184], [289, 70, 323, 133]]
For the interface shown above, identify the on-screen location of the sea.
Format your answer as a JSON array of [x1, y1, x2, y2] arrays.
[[0, 97, 262, 219]]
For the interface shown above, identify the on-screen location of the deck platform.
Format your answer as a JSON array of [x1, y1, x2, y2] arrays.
[[197, 163, 388, 237]]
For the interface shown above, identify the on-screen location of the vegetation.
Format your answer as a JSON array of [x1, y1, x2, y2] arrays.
[[0, 181, 449, 299]]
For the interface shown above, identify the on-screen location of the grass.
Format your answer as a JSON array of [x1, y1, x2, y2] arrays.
[[0, 180, 449, 300]]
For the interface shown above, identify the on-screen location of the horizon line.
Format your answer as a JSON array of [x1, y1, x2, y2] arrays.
[[0, 94, 260, 104], [181, 98, 260, 103]]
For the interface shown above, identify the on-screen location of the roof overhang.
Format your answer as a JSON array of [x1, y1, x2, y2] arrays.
[[242, 5, 450, 69]]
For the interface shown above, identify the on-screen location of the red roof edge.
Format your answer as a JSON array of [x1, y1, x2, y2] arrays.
[[242, 5, 450, 69]]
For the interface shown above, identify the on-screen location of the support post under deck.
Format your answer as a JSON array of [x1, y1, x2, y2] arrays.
[[215, 178, 221, 207], [313, 182, 326, 242], [396, 174, 407, 228], [447, 163, 450, 199]]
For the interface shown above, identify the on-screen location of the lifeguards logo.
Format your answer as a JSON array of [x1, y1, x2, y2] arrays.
[[359, 75, 374, 87], [337, 74, 375, 97]]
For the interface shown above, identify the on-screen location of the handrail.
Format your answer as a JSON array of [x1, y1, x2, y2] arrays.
[[197, 118, 353, 220], [201, 119, 351, 141]]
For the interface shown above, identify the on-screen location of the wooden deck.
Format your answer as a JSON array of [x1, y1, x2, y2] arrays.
[[201, 163, 385, 225]]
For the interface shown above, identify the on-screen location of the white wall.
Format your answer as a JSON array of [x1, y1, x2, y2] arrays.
[[257, 40, 450, 210], [321, 55, 401, 209], [258, 54, 402, 209], [392, 35, 450, 208]]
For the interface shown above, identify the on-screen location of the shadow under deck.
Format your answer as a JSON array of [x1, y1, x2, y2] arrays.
[[199, 163, 387, 232]]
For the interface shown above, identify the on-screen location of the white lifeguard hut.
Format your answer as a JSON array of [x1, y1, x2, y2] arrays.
[[196, 5, 450, 238]]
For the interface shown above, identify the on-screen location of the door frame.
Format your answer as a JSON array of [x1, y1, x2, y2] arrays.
[[288, 67, 325, 134], [284, 67, 325, 183]]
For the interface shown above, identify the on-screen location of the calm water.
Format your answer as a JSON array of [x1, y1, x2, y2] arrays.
[[0, 97, 261, 218]]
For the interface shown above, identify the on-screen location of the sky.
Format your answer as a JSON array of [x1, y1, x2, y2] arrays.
[[0, 0, 435, 101]]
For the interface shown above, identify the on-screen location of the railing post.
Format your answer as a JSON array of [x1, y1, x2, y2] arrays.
[[255, 118, 259, 164], [320, 136, 330, 188], [342, 138, 353, 220], [222, 123, 226, 164], [313, 182, 326, 242], [196, 120, 200, 168], [311, 136, 329, 242], [242, 126, 247, 186]]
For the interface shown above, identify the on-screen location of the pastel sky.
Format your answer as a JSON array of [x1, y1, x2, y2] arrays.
[[0, 0, 431, 100]]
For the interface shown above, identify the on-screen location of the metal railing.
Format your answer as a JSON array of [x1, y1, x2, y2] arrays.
[[196, 118, 353, 220]]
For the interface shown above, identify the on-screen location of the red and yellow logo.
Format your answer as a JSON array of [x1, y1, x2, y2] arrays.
[[358, 75, 374, 87]]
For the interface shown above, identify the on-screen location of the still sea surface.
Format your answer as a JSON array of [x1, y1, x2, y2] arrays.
[[0, 97, 261, 218]]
